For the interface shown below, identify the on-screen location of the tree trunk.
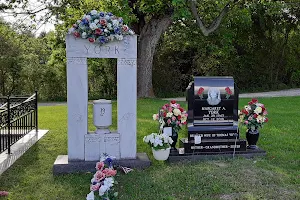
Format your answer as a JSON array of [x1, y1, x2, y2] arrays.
[[137, 15, 172, 98]]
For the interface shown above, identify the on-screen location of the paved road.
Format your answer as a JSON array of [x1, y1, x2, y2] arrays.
[[39, 88, 300, 106], [162, 88, 300, 102]]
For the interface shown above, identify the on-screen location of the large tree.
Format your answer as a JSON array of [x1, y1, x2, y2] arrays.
[[2, 0, 298, 97]]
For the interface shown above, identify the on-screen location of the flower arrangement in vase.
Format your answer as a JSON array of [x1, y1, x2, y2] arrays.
[[86, 156, 118, 200], [239, 98, 268, 149], [152, 100, 188, 150], [143, 133, 173, 160]]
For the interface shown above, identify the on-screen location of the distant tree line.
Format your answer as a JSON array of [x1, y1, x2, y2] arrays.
[[0, 0, 299, 100]]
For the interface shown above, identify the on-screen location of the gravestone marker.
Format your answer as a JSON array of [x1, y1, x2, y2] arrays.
[[180, 76, 247, 153]]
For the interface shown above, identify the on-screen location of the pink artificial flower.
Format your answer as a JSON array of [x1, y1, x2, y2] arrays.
[[162, 106, 166, 110], [73, 32, 80, 38], [177, 115, 182, 120], [176, 121, 180, 125], [168, 107, 173, 112], [183, 121, 187, 125], [248, 116, 253, 121], [122, 25, 129, 32], [172, 116, 176, 121], [95, 161, 104, 171], [95, 28, 102, 35], [244, 120, 249, 124], [167, 119, 171, 124], [94, 171, 106, 182], [263, 111, 268, 115], [100, 19, 107, 26], [90, 183, 100, 191], [72, 24, 78, 28], [0, 191, 9, 196], [102, 168, 117, 177]]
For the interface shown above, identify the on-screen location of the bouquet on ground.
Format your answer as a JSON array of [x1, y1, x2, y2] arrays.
[[152, 100, 188, 133], [86, 156, 118, 200], [239, 98, 268, 130], [143, 133, 173, 151]]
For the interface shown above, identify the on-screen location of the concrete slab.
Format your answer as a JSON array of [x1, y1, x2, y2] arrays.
[[53, 152, 151, 175], [0, 129, 49, 176]]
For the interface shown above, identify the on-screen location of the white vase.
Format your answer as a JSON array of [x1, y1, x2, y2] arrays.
[[163, 127, 172, 136], [152, 147, 170, 161]]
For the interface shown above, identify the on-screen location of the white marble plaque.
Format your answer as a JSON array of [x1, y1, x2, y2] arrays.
[[85, 133, 120, 161], [66, 35, 137, 59]]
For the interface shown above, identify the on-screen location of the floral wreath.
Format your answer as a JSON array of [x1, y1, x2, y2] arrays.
[[68, 10, 135, 44]]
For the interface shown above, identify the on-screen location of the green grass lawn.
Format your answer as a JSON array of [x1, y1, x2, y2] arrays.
[[0, 97, 300, 200]]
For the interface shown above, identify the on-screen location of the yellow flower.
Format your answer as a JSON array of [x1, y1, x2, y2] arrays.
[[173, 109, 181, 116], [254, 107, 262, 114]]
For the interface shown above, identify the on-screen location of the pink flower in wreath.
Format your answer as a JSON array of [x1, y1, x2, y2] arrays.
[[172, 116, 176, 121], [167, 119, 171, 124], [94, 171, 106, 182], [95, 161, 104, 171], [90, 183, 100, 191], [102, 168, 117, 177]]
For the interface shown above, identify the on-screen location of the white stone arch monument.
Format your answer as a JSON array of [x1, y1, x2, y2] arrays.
[[66, 34, 137, 161]]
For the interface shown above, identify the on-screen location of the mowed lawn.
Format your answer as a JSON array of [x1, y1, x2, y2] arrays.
[[0, 97, 299, 200]]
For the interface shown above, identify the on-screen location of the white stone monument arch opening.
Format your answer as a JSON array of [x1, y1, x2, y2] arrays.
[[66, 34, 137, 161]]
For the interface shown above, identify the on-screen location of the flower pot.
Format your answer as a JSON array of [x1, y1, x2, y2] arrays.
[[246, 129, 259, 149], [152, 147, 170, 161]]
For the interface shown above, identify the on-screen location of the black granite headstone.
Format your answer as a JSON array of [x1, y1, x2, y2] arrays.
[[180, 76, 247, 153]]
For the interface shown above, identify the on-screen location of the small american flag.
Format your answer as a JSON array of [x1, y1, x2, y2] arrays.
[[120, 166, 133, 174]]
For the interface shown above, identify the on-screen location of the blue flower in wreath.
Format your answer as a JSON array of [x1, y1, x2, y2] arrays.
[[114, 27, 120, 34], [99, 12, 105, 17], [99, 36, 107, 44], [82, 18, 89, 25], [107, 12, 113, 16], [105, 157, 113, 168]]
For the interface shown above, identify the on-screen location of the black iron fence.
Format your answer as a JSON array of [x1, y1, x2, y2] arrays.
[[0, 92, 38, 154]]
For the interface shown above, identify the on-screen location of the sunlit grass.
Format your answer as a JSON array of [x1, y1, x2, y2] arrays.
[[0, 97, 299, 199]]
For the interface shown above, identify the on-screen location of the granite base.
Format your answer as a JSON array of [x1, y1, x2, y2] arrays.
[[53, 152, 150, 175], [168, 148, 266, 163]]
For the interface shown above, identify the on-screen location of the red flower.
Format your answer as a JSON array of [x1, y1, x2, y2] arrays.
[[177, 115, 182, 120], [179, 107, 184, 112], [183, 121, 187, 125], [171, 100, 176, 104], [95, 28, 102, 35], [73, 32, 80, 38], [262, 107, 266, 112], [163, 112, 166, 117], [197, 87, 204, 95], [253, 114, 258, 118], [252, 98, 258, 103], [242, 109, 249, 115], [264, 118, 269, 122], [100, 19, 107, 26], [248, 101, 253, 105], [88, 38, 95, 43], [225, 87, 233, 95]]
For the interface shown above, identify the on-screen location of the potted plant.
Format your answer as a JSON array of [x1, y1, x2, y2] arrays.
[[239, 98, 268, 149], [152, 100, 188, 152], [143, 133, 173, 160]]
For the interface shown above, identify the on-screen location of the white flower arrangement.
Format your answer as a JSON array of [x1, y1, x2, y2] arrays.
[[143, 133, 173, 151]]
